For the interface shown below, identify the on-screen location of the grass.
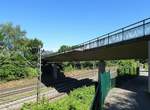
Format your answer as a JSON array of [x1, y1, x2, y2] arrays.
[[0, 77, 37, 89], [21, 85, 95, 110]]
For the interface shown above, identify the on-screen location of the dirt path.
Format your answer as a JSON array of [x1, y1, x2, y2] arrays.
[[104, 76, 150, 110]]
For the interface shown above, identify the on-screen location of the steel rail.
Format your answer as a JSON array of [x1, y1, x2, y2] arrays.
[[0, 72, 97, 105], [0, 76, 95, 110], [0, 71, 97, 97]]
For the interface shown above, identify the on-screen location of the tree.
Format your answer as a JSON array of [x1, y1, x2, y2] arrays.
[[0, 32, 4, 48], [27, 38, 43, 49], [58, 45, 71, 52], [0, 22, 43, 81], [0, 49, 37, 81], [25, 38, 43, 66], [0, 32, 4, 41], [0, 22, 26, 49]]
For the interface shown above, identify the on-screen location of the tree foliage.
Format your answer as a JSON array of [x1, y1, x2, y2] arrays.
[[0, 49, 38, 81], [0, 22, 43, 81], [117, 60, 138, 76], [0, 22, 26, 49], [58, 45, 72, 52]]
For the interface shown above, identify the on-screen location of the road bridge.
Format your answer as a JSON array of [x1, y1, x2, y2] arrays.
[[43, 18, 150, 62], [42, 17, 150, 90], [42, 18, 150, 110]]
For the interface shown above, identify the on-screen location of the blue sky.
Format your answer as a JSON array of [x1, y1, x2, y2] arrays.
[[0, 0, 149, 51]]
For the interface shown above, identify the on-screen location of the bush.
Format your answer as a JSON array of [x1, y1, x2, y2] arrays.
[[21, 86, 95, 110], [24, 67, 38, 78], [0, 49, 38, 81], [81, 61, 94, 69], [0, 64, 25, 81], [64, 64, 74, 72], [117, 60, 138, 76]]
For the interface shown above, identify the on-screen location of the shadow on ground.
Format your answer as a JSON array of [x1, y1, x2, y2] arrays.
[[104, 76, 150, 110], [41, 64, 95, 94]]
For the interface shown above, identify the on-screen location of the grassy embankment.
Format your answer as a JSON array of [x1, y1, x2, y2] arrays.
[[21, 85, 95, 110]]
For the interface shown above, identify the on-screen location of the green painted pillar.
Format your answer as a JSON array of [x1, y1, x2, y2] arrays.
[[98, 60, 106, 110], [98, 60, 106, 85]]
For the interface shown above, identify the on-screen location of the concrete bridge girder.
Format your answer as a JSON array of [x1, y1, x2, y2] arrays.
[[43, 37, 149, 62]]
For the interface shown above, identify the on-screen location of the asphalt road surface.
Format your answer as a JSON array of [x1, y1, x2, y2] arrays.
[[104, 76, 150, 110]]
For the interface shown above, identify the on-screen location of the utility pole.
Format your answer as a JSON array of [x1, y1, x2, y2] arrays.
[[37, 46, 42, 103]]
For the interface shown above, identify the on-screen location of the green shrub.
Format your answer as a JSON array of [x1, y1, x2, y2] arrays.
[[21, 86, 95, 110], [0, 49, 38, 82], [24, 67, 38, 78], [81, 61, 94, 69], [64, 64, 74, 72], [117, 60, 138, 76], [0, 63, 25, 81]]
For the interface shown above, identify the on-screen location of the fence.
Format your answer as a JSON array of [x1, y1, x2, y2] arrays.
[[91, 72, 112, 110], [100, 72, 111, 109]]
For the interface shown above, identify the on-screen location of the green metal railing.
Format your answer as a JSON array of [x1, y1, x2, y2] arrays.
[[91, 72, 111, 110], [100, 72, 111, 106], [71, 18, 150, 51]]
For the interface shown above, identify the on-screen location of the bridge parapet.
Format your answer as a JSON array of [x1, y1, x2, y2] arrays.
[[77, 18, 150, 50], [42, 18, 150, 59]]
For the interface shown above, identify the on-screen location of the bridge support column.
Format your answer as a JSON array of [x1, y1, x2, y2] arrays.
[[98, 60, 106, 109], [52, 64, 57, 80], [98, 60, 106, 75], [98, 60, 106, 91], [91, 60, 106, 110], [148, 41, 150, 93]]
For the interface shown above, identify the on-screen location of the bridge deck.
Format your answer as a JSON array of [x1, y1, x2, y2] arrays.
[[43, 37, 149, 62], [43, 18, 150, 62]]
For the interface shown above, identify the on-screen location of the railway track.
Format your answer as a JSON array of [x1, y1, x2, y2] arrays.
[[0, 71, 97, 97], [0, 71, 97, 110], [0, 70, 97, 93]]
